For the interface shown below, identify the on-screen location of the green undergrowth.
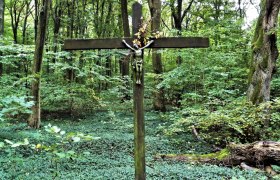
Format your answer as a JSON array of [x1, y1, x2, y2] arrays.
[[161, 98, 280, 147], [0, 112, 268, 179]]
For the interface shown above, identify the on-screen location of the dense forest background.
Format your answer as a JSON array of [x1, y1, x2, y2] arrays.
[[0, 0, 280, 179], [1, 0, 279, 142]]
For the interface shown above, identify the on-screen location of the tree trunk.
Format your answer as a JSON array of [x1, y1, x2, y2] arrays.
[[0, 0, 4, 76], [66, 0, 75, 82], [155, 141, 280, 167], [22, 0, 32, 44], [213, 0, 222, 46], [148, 0, 166, 112], [247, 0, 280, 104], [120, 0, 131, 100], [170, 0, 194, 34], [28, 0, 49, 129], [0, 0, 4, 35], [0, 61, 2, 76], [51, 0, 63, 64], [104, 57, 112, 90], [8, 1, 26, 44], [169, 0, 193, 66], [121, 0, 130, 38], [34, 0, 39, 41]]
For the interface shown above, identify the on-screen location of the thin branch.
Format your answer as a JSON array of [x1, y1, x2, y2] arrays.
[[181, 0, 194, 24], [161, 18, 171, 31]]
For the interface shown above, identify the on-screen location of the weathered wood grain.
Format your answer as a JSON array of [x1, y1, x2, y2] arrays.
[[63, 37, 209, 50]]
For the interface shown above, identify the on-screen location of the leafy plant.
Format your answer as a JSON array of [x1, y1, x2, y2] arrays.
[[163, 98, 280, 147], [0, 96, 34, 121]]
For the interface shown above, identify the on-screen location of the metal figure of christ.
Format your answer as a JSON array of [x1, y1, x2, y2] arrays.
[[122, 39, 154, 84], [64, 2, 209, 180]]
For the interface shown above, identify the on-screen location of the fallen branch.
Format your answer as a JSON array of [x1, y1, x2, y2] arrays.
[[191, 125, 201, 140]]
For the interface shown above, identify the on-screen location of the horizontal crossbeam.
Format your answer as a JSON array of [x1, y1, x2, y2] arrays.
[[63, 37, 209, 50]]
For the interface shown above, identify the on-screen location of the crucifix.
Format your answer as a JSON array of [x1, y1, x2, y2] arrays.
[[64, 2, 209, 180]]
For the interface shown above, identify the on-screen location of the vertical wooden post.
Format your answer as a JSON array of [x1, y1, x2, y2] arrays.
[[132, 2, 146, 180]]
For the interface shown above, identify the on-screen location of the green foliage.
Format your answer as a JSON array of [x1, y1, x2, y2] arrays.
[[0, 1, 279, 179], [0, 113, 267, 179], [155, 30, 249, 107], [39, 50, 135, 116], [0, 43, 33, 75], [0, 43, 35, 121], [0, 122, 99, 179], [163, 98, 280, 147], [41, 82, 101, 116], [147, 163, 266, 180], [271, 74, 280, 97], [0, 96, 34, 121]]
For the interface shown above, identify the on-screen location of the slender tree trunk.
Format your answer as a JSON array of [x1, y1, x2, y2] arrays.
[[120, 0, 131, 100], [52, 1, 63, 65], [0, 0, 4, 35], [34, 0, 39, 41], [148, 0, 166, 112], [0, 61, 2, 76], [170, 0, 194, 65], [247, 0, 280, 104], [66, 0, 75, 82], [79, 0, 87, 37], [213, 0, 222, 46], [22, 17, 28, 44], [0, 0, 4, 76], [104, 57, 112, 90], [10, 4, 18, 44], [170, 0, 182, 34], [103, 2, 112, 89], [0, 50, 3, 76], [237, 0, 244, 18], [121, 0, 130, 37], [22, 0, 32, 44], [12, 26, 17, 43], [8, 1, 26, 44], [28, 0, 49, 128]]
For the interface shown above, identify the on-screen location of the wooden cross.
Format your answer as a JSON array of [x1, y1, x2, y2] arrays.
[[64, 2, 209, 180]]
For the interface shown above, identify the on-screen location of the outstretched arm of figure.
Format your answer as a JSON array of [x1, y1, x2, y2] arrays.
[[139, 40, 154, 50], [122, 40, 136, 51]]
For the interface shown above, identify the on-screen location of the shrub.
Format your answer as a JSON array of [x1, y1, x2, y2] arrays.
[[0, 96, 34, 121], [164, 98, 280, 147]]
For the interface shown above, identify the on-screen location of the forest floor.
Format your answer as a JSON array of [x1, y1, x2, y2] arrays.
[[0, 112, 268, 179]]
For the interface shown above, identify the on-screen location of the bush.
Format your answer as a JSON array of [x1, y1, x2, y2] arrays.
[[164, 98, 280, 147], [0, 96, 34, 121]]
